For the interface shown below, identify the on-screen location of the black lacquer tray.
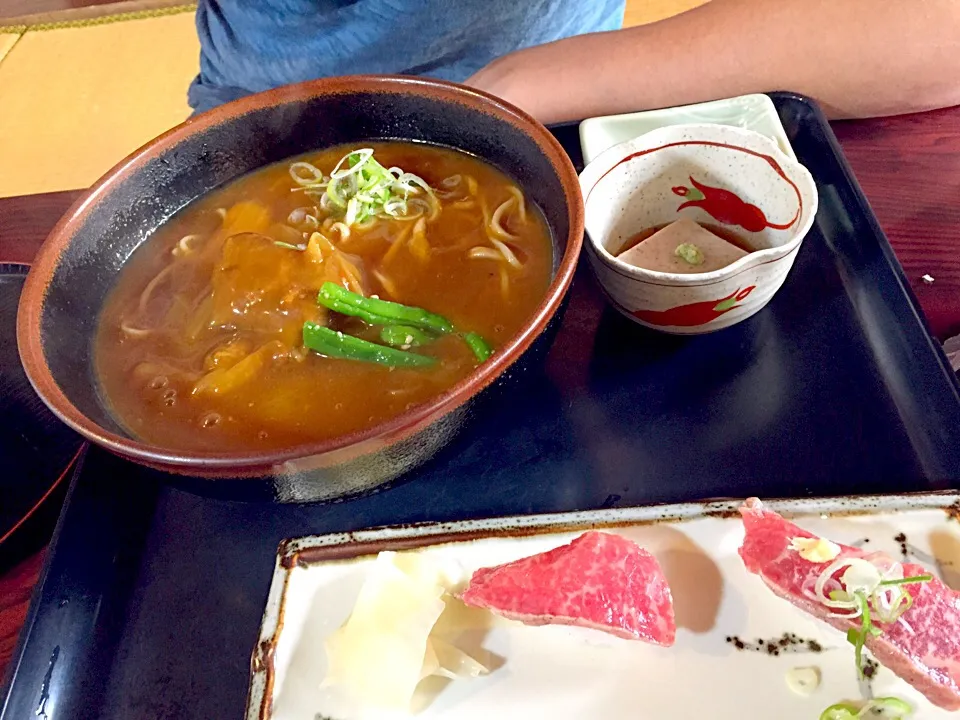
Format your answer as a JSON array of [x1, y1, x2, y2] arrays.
[[2, 94, 959, 719], [0, 264, 81, 575]]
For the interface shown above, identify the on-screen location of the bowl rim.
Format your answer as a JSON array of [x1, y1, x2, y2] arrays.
[[17, 74, 584, 473], [579, 122, 818, 287]]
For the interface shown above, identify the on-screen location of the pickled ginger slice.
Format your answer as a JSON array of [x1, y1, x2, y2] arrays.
[[323, 551, 489, 718], [324, 552, 446, 715]]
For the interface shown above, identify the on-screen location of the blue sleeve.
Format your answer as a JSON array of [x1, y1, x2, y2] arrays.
[[189, 0, 625, 114]]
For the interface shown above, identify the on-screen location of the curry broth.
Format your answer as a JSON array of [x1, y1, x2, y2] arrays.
[[95, 143, 553, 452]]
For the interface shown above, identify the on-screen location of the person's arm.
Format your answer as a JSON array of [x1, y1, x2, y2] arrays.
[[467, 0, 960, 123]]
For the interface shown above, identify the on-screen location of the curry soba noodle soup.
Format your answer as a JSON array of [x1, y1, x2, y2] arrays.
[[94, 143, 553, 452]]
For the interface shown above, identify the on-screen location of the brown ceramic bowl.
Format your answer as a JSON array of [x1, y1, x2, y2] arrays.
[[17, 75, 583, 503]]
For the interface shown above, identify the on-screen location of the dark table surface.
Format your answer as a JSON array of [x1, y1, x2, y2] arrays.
[[1, 104, 959, 680]]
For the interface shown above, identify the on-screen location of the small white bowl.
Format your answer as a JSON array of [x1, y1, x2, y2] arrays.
[[579, 123, 818, 334]]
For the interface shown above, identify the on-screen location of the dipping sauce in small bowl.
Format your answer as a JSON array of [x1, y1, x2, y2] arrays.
[[579, 123, 819, 334]]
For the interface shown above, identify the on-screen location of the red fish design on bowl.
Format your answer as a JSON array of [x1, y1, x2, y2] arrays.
[[672, 177, 800, 233], [633, 286, 756, 327]]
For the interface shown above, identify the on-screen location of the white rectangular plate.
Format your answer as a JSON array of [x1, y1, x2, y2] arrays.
[[247, 494, 960, 720], [579, 93, 797, 164]]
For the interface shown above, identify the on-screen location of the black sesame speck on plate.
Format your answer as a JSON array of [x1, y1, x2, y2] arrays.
[[894, 532, 909, 558], [725, 633, 825, 655]]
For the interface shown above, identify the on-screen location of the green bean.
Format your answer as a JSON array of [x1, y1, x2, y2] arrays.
[[463, 332, 493, 363], [317, 282, 453, 334], [302, 322, 435, 368], [318, 296, 398, 327], [379, 325, 433, 349]]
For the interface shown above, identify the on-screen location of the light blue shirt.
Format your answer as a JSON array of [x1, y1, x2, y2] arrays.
[[189, 0, 625, 114]]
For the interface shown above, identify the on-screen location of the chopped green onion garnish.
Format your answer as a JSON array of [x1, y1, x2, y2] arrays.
[[878, 574, 933, 587], [819, 703, 859, 720], [819, 697, 913, 720], [846, 591, 882, 679], [813, 555, 934, 681], [290, 149, 438, 228], [866, 697, 913, 718]]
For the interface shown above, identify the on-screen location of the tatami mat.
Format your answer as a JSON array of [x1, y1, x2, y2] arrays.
[[0, 32, 20, 63], [0, 9, 197, 197], [0, 0, 698, 198], [624, 0, 705, 27]]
